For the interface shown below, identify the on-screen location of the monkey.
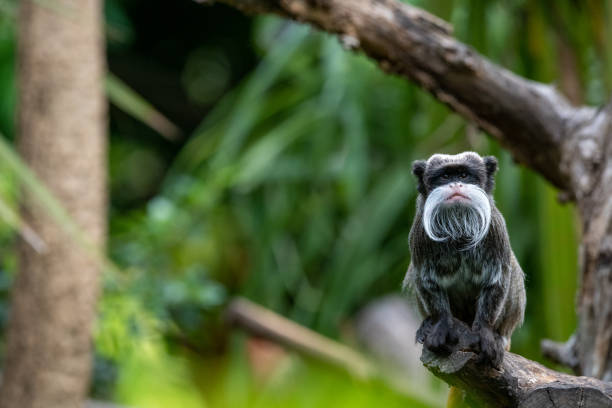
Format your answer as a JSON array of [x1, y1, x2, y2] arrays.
[[403, 152, 525, 368]]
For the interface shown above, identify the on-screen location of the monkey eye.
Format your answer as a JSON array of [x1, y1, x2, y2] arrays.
[[441, 174, 449, 180], [459, 172, 468, 179]]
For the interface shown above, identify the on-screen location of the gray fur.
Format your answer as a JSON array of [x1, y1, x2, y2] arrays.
[[404, 152, 526, 367]]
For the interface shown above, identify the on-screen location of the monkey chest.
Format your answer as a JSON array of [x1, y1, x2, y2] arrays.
[[435, 256, 485, 291], [435, 257, 483, 322]]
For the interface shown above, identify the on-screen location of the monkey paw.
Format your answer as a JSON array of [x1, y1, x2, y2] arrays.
[[423, 316, 458, 355], [476, 326, 504, 368], [415, 316, 435, 344]]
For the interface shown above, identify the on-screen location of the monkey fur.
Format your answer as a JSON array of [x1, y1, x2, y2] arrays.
[[403, 152, 525, 368]]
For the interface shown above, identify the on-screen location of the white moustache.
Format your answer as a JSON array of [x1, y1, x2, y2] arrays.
[[422, 184, 491, 249]]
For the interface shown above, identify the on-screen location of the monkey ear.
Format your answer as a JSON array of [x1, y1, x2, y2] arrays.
[[412, 160, 427, 194], [483, 156, 498, 193]]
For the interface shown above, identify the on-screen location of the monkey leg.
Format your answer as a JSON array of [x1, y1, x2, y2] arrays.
[[474, 326, 505, 368]]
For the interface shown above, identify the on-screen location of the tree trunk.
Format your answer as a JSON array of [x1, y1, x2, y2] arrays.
[[573, 144, 612, 381], [0, 0, 107, 407], [209, 0, 612, 404]]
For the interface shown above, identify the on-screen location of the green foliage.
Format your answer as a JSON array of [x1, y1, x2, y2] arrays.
[[117, 17, 452, 338], [115, 333, 441, 408], [115, 341, 207, 408], [0, 4, 14, 140]]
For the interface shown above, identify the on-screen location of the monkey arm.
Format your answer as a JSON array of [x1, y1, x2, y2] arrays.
[[472, 282, 508, 330], [415, 273, 451, 320], [415, 273, 460, 353], [471, 267, 511, 367], [471, 261, 511, 328]]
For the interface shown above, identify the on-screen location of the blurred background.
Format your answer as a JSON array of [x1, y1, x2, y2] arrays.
[[1, 0, 610, 406]]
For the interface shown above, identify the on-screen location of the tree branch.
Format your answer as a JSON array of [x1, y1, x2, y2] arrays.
[[541, 336, 580, 373], [420, 318, 612, 407], [226, 297, 376, 379], [208, 0, 603, 191]]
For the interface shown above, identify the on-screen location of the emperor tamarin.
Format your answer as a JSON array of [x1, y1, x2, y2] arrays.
[[403, 152, 525, 367]]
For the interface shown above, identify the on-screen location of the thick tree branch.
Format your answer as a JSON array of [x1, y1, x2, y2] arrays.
[[421, 318, 612, 407], [208, 0, 605, 192]]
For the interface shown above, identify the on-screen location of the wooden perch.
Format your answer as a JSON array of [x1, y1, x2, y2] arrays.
[[420, 318, 612, 407]]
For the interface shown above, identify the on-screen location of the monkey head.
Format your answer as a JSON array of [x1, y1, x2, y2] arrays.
[[412, 152, 498, 249]]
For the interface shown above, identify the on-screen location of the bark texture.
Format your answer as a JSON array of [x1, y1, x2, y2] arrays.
[[421, 318, 612, 407], [0, 0, 107, 407], [211, 0, 612, 403]]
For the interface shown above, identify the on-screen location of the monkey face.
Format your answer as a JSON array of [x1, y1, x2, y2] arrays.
[[411, 152, 498, 249], [412, 152, 498, 196]]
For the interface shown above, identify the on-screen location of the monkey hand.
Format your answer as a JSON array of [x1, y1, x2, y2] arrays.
[[423, 315, 458, 355], [415, 316, 435, 344], [474, 325, 504, 368]]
